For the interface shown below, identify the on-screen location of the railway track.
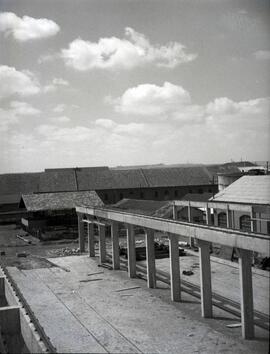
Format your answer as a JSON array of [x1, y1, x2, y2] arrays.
[[1, 265, 57, 353], [106, 254, 270, 331]]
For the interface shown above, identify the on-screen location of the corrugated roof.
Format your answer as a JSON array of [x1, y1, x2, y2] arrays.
[[110, 198, 170, 216], [211, 176, 270, 205], [39, 170, 77, 192], [20, 191, 104, 212], [141, 166, 212, 187]]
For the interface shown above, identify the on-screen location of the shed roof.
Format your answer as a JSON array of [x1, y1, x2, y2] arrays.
[[112, 198, 170, 216], [20, 191, 103, 212], [211, 176, 270, 205]]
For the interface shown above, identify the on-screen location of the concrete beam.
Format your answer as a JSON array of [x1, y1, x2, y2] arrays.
[[111, 222, 120, 270], [169, 234, 181, 302], [198, 240, 212, 318], [87, 222, 95, 257], [127, 224, 136, 278], [238, 249, 254, 339], [98, 224, 106, 264], [78, 214, 85, 252], [145, 229, 156, 288], [76, 206, 269, 254]]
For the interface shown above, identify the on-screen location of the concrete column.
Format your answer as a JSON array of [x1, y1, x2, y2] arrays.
[[250, 207, 256, 233], [169, 234, 181, 302], [87, 222, 95, 257], [238, 248, 254, 339], [206, 204, 211, 225], [127, 224, 136, 278], [111, 222, 120, 270], [188, 202, 192, 222], [98, 224, 106, 264], [198, 240, 213, 318], [172, 204, 177, 220], [226, 205, 232, 228], [78, 214, 85, 252], [145, 229, 156, 288]]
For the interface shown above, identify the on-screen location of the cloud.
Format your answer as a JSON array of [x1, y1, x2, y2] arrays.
[[43, 77, 69, 93], [253, 50, 270, 60], [36, 124, 92, 142], [53, 104, 66, 113], [110, 82, 191, 116], [0, 12, 60, 41], [9, 101, 41, 115], [61, 27, 196, 70], [0, 65, 40, 98], [95, 118, 116, 129], [49, 115, 71, 123]]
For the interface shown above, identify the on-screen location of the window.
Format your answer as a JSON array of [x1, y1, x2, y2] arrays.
[[104, 193, 108, 201], [129, 190, 134, 195], [119, 193, 123, 200], [239, 215, 251, 232], [174, 190, 178, 197], [218, 212, 227, 228], [140, 192, 144, 199], [189, 189, 192, 194], [198, 188, 203, 194], [164, 190, 169, 196], [208, 189, 212, 193], [154, 191, 158, 198]]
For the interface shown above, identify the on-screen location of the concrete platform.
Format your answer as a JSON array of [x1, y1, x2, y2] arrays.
[[7, 255, 269, 353]]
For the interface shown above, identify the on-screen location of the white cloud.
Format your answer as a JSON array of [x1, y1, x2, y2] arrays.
[[9, 101, 41, 115], [95, 118, 116, 129], [36, 124, 92, 142], [0, 65, 40, 98], [49, 115, 71, 123], [61, 27, 196, 71], [110, 82, 191, 116], [53, 104, 66, 113], [253, 50, 270, 60], [0, 12, 60, 41], [43, 77, 69, 93]]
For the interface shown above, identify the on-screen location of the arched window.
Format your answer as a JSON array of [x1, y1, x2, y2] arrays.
[[218, 212, 227, 228], [240, 215, 251, 232]]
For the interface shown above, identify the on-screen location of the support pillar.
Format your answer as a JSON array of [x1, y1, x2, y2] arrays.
[[172, 204, 177, 220], [206, 204, 211, 225], [145, 229, 156, 288], [78, 214, 85, 252], [198, 240, 213, 318], [127, 224, 136, 278], [250, 207, 256, 233], [169, 234, 181, 302], [226, 205, 232, 228], [98, 224, 106, 264], [111, 222, 120, 270], [238, 248, 254, 339], [87, 222, 95, 257]]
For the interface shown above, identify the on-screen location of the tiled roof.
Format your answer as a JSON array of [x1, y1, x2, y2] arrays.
[[110, 198, 170, 216], [141, 166, 212, 187], [181, 193, 213, 202], [211, 176, 270, 205], [20, 191, 103, 212], [39, 170, 77, 192], [76, 167, 116, 190], [110, 169, 149, 188]]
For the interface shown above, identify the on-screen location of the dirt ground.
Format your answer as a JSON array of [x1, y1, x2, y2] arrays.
[[0, 224, 80, 270]]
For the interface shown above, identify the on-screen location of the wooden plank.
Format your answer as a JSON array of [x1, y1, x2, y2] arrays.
[[145, 229, 156, 288], [198, 240, 213, 318], [98, 224, 106, 264], [238, 249, 254, 339], [127, 225, 136, 278], [169, 234, 181, 302], [111, 222, 120, 270]]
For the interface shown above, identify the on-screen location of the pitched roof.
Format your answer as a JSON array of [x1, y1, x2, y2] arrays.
[[39, 170, 77, 192], [141, 166, 212, 187], [20, 191, 103, 212], [110, 198, 170, 216], [211, 175, 270, 205], [181, 193, 213, 202], [110, 169, 149, 188], [76, 167, 116, 190]]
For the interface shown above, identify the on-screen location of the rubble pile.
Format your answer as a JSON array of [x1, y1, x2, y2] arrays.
[[51, 247, 80, 257]]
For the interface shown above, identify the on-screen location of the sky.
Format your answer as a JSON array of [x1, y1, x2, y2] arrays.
[[0, 0, 269, 173]]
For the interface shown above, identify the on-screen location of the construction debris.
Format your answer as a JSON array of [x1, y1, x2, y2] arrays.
[[115, 286, 141, 292], [50, 247, 80, 257], [79, 278, 103, 283], [182, 270, 194, 276], [16, 234, 32, 244]]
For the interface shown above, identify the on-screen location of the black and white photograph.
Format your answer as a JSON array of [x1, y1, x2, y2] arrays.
[[0, 0, 269, 353]]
